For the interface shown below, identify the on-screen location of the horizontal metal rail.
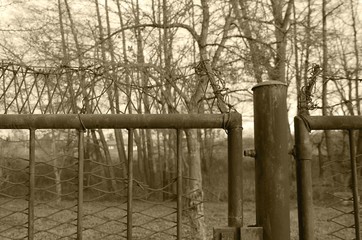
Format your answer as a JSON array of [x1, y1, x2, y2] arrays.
[[0, 113, 242, 130], [302, 115, 362, 130]]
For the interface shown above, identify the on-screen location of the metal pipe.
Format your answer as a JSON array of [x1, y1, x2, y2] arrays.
[[349, 130, 361, 240], [0, 113, 242, 130], [294, 116, 315, 240], [77, 130, 84, 240], [176, 129, 182, 239], [252, 81, 290, 240], [228, 125, 243, 227], [28, 129, 35, 240], [127, 129, 133, 240], [244, 149, 256, 158], [302, 115, 362, 130]]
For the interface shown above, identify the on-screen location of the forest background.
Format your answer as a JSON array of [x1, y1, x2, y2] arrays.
[[0, 0, 361, 239]]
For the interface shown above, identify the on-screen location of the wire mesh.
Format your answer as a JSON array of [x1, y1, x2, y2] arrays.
[[0, 130, 29, 240], [313, 130, 361, 240], [0, 156, 29, 239], [0, 129, 129, 240], [0, 127, 214, 239]]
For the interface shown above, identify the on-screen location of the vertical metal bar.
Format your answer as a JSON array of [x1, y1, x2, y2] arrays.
[[349, 130, 361, 240], [77, 130, 84, 240], [28, 129, 35, 240], [127, 129, 133, 240], [294, 116, 315, 240], [252, 81, 290, 240], [227, 125, 243, 227], [176, 129, 182, 240]]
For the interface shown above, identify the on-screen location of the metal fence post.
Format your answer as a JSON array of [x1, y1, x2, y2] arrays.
[[176, 129, 183, 240], [294, 116, 314, 240], [252, 81, 290, 240], [227, 113, 243, 227], [28, 129, 36, 240], [213, 113, 243, 240], [127, 129, 133, 240], [348, 130, 360, 240], [77, 130, 84, 240]]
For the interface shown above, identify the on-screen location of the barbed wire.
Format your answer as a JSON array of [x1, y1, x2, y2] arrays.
[[299, 63, 323, 112], [0, 61, 235, 115], [193, 59, 237, 113]]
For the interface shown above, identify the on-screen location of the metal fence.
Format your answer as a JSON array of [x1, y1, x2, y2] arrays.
[[295, 115, 362, 240], [0, 113, 243, 240]]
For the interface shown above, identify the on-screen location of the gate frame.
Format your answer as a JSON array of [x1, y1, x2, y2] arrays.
[[294, 114, 362, 240], [0, 113, 243, 240]]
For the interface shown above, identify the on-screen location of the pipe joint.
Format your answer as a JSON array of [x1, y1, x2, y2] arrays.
[[224, 112, 243, 130]]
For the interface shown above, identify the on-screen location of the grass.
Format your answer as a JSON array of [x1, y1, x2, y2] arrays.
[[1, 197, 360, 240]]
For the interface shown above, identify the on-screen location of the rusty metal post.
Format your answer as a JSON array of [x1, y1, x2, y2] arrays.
[[127, 129, 134, 240], [176, 129, 182, 240], [348, 130, 361, 240], [252, 81, 290, 240], [28, 129, 35, 240], [227, 113, 243, 227], [77, 130, 84, 240], [294, 116, 315, 240]]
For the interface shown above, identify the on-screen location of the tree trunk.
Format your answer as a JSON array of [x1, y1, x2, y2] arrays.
[[51, 130, 62, 204], [317, 141, 325, 178], [322, 0, 335, 182], [104, 0, 128, 180], [91, 130, 109, 191], [162, 130, 172, 200], [133, 129, 146, 183], [57, 0, 76, 114], [230, 0, 263, 82], [98, 129, 118, 193], [185, 128, 206, 239], [348, 0, 362, 175]]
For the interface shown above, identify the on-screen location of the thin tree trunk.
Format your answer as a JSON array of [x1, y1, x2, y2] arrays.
[[162, 130, 172, 200], [322, 0, 335, 182], [293, 1, 301, 112], [269, 0, 292, 82], [303, 0, 312, 88], [94, 0, 120, 194], [133, 129, 146, 182], [348, 0, 362, 176], [104, 0, 128, 180], [349, 0, 360, 116], [57, 0, 76, 113], [115, 0, 133, 115], [51, 130, 62, 204], [98, 129, 118, 193], [230, 0, 263, 82], [185, 128, 206, 239], [133, 0, 156, 188], [91, 130, 109, 191]]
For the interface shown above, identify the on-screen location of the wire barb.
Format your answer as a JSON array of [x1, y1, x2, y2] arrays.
[[299, 64, 323, 113]]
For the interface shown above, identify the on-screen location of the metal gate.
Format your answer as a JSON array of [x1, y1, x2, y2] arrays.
[[295, 115, 362, 240], [0, 113, 243, 240]]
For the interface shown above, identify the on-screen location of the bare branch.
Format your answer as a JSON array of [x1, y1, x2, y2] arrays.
[[68, 22, 200, 63]]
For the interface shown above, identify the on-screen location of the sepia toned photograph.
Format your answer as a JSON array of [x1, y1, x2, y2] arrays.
[[0, 0, 361, 239]]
